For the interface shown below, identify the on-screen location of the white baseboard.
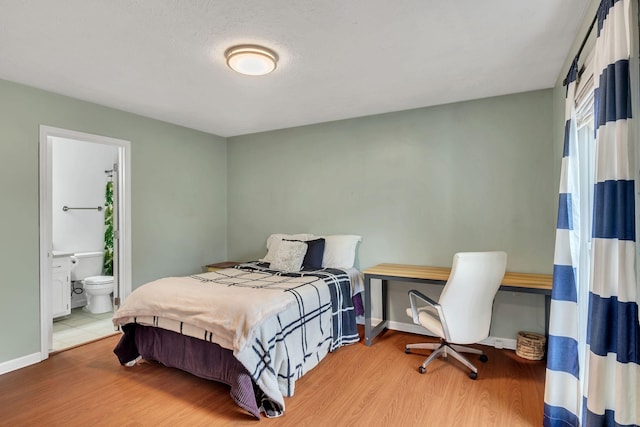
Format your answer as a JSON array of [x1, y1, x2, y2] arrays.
[[385, 321, 517, 350], [0, 352, 42, 376]]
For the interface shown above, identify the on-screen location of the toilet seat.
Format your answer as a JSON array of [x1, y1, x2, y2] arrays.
[[83, 275, 114, 286]]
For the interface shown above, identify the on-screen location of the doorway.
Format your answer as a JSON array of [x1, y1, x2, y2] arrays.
[[39, 126, 131, 358]]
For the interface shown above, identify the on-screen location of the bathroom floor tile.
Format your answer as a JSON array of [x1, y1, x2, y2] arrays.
[[54, 327, 95, 341], [77, 320, 116, 334], [52, 308, 118, 352], [59, 317, 96, 327], [89, 312, 115, 320], [52, 322, 72, 333]]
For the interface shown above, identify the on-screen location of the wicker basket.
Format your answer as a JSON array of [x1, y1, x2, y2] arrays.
[[516, 331, 546, 360]]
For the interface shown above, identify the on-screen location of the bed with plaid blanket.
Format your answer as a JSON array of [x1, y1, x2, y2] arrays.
[[112, 262, 359, 417]]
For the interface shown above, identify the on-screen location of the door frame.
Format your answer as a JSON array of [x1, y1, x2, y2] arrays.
[[38, 125, 132, 359]]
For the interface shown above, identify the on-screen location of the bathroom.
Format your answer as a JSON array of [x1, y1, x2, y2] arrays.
[[50, 136, 119, 351]]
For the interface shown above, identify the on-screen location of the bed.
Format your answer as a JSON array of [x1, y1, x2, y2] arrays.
[[112, 234, 363, 419]]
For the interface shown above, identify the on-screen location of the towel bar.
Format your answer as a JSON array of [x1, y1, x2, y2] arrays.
[[62, 206, 103, 212]]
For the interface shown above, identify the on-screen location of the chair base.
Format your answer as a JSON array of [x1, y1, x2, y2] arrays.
[[405, 340, 487, 379]]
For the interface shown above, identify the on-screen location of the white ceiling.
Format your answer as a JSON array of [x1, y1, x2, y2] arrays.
[[0, 0, 590, 137]]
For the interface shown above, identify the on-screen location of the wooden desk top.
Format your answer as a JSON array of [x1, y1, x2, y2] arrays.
[[363, 263, 552, 292]]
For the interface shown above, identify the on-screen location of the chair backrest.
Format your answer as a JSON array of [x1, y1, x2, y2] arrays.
[[438, 251, 507, 344]]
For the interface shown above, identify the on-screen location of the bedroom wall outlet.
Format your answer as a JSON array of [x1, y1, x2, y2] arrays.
[[494, 339, 504, 349]]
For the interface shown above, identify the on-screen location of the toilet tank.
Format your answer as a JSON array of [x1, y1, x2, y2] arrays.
[[70, 251, 104, 281]]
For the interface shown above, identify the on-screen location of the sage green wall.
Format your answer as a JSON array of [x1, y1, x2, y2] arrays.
[[0, 79, 227, 364], [227, 90, 556, 339], [0, 74, 560, 364]]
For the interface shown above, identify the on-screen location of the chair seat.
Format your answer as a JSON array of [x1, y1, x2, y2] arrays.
[[405, 307, 445, 339]]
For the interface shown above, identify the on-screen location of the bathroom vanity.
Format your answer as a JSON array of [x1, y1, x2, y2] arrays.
[[51, 252, 72, 318]]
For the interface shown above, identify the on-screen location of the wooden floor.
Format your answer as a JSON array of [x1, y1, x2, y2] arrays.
[[0, 328, 545, 426]]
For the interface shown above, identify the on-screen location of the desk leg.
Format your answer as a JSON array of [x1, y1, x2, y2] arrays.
[[382, 278, 388, 325], [364, 276, 388, 346], [364, 275, 372, 346], [544, 294, 551, 337]]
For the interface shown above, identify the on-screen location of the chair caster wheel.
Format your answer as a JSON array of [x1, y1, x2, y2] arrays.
[[419, 366, 426, 374], [468, 371, 478, 380], [479, 354, 488, 363], [405, 348, 411, 354]]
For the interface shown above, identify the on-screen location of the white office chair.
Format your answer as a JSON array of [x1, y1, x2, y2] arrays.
[[405, 251, 507, 379]]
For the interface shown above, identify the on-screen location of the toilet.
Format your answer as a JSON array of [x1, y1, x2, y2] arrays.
[[82, 275, 115, 314], [70, 251, 114, 314]]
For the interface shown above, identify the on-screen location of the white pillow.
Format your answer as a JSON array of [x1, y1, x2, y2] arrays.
[[260, 233, 315, 263], [269, 240, 308, 272], [321, 235, 362, 268]]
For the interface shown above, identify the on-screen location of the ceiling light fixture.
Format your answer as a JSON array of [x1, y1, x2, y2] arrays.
[[225, 45, 278, 76]]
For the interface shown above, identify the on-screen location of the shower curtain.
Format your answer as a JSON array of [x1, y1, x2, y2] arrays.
[[103, 179, 114, 276]]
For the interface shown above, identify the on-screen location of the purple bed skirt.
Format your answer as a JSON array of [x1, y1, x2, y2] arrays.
[[113, 324, 261, 419], [353, 292, 364, 317]]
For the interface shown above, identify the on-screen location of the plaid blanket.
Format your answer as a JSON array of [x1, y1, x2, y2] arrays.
[[113, 262, 359, 417], [232, 263, 359, 416]]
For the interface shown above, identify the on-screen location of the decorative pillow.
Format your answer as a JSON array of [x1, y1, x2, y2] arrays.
[[259, 233, 315, 263], [321, 235, 362, 268], [286, 238, 325, 269], [269, 240, 308, 272]]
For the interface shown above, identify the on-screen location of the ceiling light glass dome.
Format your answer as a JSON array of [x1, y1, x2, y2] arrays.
[[225, 45, 278, 76]]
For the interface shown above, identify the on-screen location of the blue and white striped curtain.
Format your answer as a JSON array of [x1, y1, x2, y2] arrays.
[[545, 57, 584, 426], [545, 0, 640, 425]]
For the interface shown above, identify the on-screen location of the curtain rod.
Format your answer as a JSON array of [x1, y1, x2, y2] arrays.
[[562, 13, 598, 86]]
